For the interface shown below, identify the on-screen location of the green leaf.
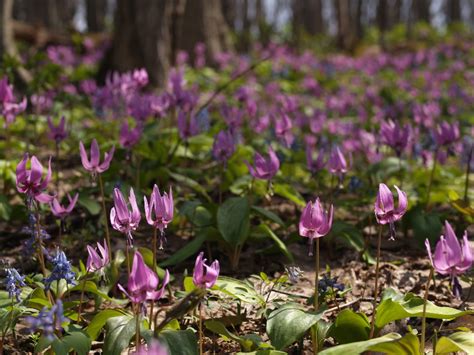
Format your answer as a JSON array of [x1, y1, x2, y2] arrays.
[[217, 197, 250, 247], [160, 232, 209, 267], [258, 224, 294, 262], [205, 320, 256, 352], [328, 309, 370, 344], [158, 329, 198, 355], [436, 331, 474, 354], [0, 194, 12, 220], [215, 277, 264, 305], [329, 221, 374, 264], [236, 351, 287, 355], [273, 183, 305, 207], [103, 314, 136, 355], [69, 281, 124, 304], [86, 309, 127, 341], [313, 320, 332, 351], [266, 303, 324, 350], [318, 333, 402, 355], [61, 329, 92, 355], [375, 294, 473, 330], [168, 171, 212, 202], [369, 332, 420, 354], [251, 206, 285, 226], [78, 195, 101, 215], [405, 205, 442, 247]]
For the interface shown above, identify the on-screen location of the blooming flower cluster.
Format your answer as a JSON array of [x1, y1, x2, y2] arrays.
[[44, 250, 76, 290], [5, 268, 26, 302], [26, 300, 68, 341]]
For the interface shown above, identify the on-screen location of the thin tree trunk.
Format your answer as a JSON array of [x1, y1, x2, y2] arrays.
[[86, 0, 107, 32]]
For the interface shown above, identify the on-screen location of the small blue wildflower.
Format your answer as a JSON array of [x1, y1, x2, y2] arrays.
[[348, 176, 363, 192], [5, 268, 26, 302], [318, 274, 345, 295], [44, 250, 76, 290], [26, 300, 68, 341]]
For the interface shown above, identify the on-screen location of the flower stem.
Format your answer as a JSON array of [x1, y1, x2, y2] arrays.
[[77, 274, 89, 322], [426, 148, 438, 209], [98, 174, 112, 261], [33, 208, 47, 277], [369, 225, 383, 339], [420, 267, 434, 354], [199, 302, 203, 355], [464, 145, 472, 203], [149, 228, 158, 328], [135, 304, 141, 351], [313, 238, 320, 354]]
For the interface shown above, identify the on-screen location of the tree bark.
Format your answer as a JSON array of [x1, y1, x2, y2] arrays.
[[446, 0, 461, 23], [86, 0, 107, 32], [335, 0, 361, 51], [292, 0, 324, 46]]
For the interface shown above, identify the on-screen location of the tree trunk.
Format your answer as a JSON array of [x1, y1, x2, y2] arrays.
[[335, 0, 361, 51], [446, 0, 461, 23], [86, 0, 107, 32], [221, 0, 237, 30], [412, 0, 431, 23], [377, 0, 387, 48], [292, 0, 324, 46]]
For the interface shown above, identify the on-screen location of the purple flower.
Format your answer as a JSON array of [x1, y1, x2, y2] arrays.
[[79, 139, 115, 176], [425, 221, 472, 297], [380, 120, 411, 156], [0, 77, 27, 126], [44, 250, 76, 290], [5, 268, 26, 302], [119, 121, 143, 149], [327, 146, 348, 184], [246, 147, 280, 181], [306, 146, 325, 174], [119, 251, 170, 303], [133, 340, 169, 355], [433, 121, 460, 146], [193, 252, 220, 289], [274, 112, 294, 147], [144, 186, 174, 248], [50, 193, 78, 219], [16, 154, 55, 204], [177, 110, 199, 140], [212, 130, 235, 165], [299, 198, 334, 256], [26, 300, 68, 341], [374, 183, 407, 239], [47, 116, 68, 143], [86, 240, 109, 273], [31, 93, 54, 114], [110, 187, 141, 245]]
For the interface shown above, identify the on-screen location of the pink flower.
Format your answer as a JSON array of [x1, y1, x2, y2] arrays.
[[0, 77, 27, 126], [144, 186, 174, 248], [47, 116, 68, 143], [79, 139, 115, 176], [425, 221, 472, 297], [119, 121, 142, 149], [110, 188, 141, 245], [299, 198, 334, 256], [374, 183, 407, 239], [246, 147, 280, 181], [86, 240, 109, 272], [50, 193, 78, 219], [193, 252, 220, 289], [380, 120, 411, 156], [133, 340, 168, 355], [119, 251, 169, 303], [16, 154, 54, 204]]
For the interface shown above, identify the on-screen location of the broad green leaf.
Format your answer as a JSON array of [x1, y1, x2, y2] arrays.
[[160, 232, 209, 267], [436, 331, 474, 354], [86, 309, 127, 341], [375, 294, 473, 330], [273, 183, 305, 207], [251, 206, 285, 226], [158, 329, 198, 355], [217, 197, 250, 247], [236, 351, 287, 355], [183, 276, 196, 293], [78, 196, 101, 215], [70, 281, 124, 304], [369, 332, 420, 354], [329, 221, 374, 264], [0, 194, 12, 220], [205, 320, 256, 352], [328, 309, 370, 344], [215, 277, 264, 305], [319, 333, 402, 355], [103, 314, 136, 355], [266, 303, 324, 350], [258, 224, 294, 262], [312, 320, 332, 351], [168, 171, 212, 202], [61, 329, 92, 355]]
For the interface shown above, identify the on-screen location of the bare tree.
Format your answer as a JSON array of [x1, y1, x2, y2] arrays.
[[335, 0, 362, 51], [446, 0, 461, 23], [292, 0, 324, 45], [86, 0, 108, 32]]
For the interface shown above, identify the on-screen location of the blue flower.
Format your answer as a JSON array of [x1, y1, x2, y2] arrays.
[[44, 250, 76, 290], [5, 268, 26, 302], [26, 300, 68, 340]]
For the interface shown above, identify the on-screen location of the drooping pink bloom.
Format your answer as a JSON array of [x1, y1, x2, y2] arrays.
[[144, 186, 174, 248], [306, 146, 325, 174], [0, 77, 27, 126], [327, 146, 348, 185], [133, 340, 169, 355], [193, 252, 220, 289], [119, 121, 142, 150], [119, 251, 170, 303], [50, 193, 78, 219], [374, 183, 407, 239], [31, 93, 54, 114], [110, 188, 141, 245], [433, 121, 460, 146], [274, 112, 294, 147], [212, 130, 235, 165], [16, 154, 54, 204], [425, 221, 472, 297], [79, 139, 115, 176], [86, 240, 109, 272], [47, 116, 68, 143], [299, 198, 334, 256], [246, 147, 280, 181], [380, 120, 411, 156]]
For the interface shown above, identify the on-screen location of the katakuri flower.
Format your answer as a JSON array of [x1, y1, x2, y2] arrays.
[[299, 198, 334, 256], [433, 121, 460, 147], [47, 116, 68, 143], [425, 221, 472, 297], [246, 147, 280, 181], [380, 120, 411, 156], [16, 154, 55, 205], [193, 252, 220, 289], [119, 251, 170, 303], [144, 185, 173, 248], [327, 146, 348, 185], [374, 183, 407, 240], [212, 130, 235, 165], [79, 139, 115, 176], [50, 193, 78, 219], [110, 187, 141, 246], [86, 240, 110, 273], [0, 77, 27, 126]]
